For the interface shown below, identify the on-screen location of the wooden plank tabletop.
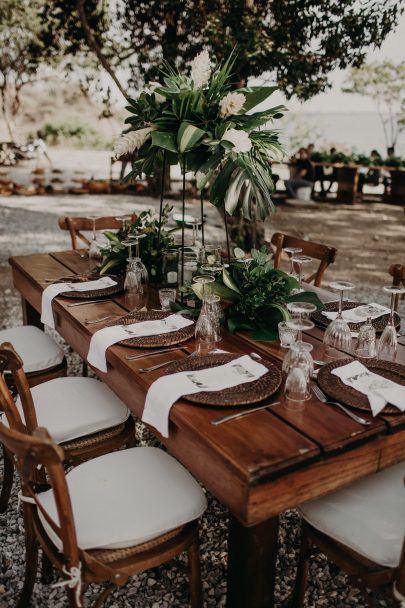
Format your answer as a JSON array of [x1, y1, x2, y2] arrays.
[[8, 251, 405, 526]]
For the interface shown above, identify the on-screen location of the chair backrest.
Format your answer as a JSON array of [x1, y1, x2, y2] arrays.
[[270, 232, 337, 287], [0, 421, 81, 568], [0, 342, 38, 434], [58, 214, 136, 250]]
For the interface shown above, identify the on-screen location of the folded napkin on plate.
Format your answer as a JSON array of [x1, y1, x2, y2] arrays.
[[87, 314, 193, 373], [142, 354, 268, 437], [331, 360, 405, 416], [41, 277, 116, 329], [322, 302, 390, 324]]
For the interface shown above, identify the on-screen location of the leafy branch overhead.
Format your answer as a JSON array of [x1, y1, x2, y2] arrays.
[[114, 51, 285, 221]]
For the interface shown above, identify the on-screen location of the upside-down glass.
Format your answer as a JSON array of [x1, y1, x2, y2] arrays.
[[323, 281, 355, 358], [194, 288, 221, 356], [282, 302, 316, 379], [278, 321, 298, 348], [284, 246, 302, 278], [377, 285, 405, 360], [290, 255, 312, 294], [159, 288, 177, 311]]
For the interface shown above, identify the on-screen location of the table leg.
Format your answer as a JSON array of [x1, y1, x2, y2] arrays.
[[226, 514, 279, 608], [21, 297, 43, 329]]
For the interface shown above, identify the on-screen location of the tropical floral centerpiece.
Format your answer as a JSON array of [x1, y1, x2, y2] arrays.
[[114, 50, 285, 220], [98, 204, 176, 280], [190, 247, 323, 341]]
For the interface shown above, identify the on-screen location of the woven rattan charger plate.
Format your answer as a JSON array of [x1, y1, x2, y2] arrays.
[[317, 358, 405, 415], [165, 353, 282, 407], [107, 310, 195, 348], [56, 275, 124, 299], [311, 301, 400, 333]]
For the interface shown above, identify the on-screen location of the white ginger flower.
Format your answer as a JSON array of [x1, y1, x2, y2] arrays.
[[190, 50, 212, 88], [219, 92, 246, 117], [114, 127, 154, 158], [222, 128, 252, 154]]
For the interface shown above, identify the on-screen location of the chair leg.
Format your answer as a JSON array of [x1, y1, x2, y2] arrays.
[[0, 445, 14, 513], [82, 361, 88, 377], [292, 524, 312, 608], [188, 537, 203, 608], [41, 552, 54, 584], [67, 585, 85, 608], [17, 506, 39, 608]]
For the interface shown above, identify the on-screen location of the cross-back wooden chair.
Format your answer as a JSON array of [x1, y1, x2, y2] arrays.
[[58, 215, 136, 251], [293, 462, 405, 607], [0, 423, 205, 607], [270, 232, 337, 287], [0, 343, 135, 514], [388, 263, 405, 311]]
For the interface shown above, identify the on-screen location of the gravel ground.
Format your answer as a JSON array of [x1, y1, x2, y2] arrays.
[[0, 193, 403, 607]]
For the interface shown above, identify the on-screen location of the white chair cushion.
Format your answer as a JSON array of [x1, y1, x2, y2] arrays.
[[16, 377, 129, 444], [300, 462, 405, 568], [0, 325, 64, 373], [37, 447, 207, 550]]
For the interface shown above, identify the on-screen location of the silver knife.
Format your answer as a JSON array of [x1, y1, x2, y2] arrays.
[[211, 402, 280, 426]]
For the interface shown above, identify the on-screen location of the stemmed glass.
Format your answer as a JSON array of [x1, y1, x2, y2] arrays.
[[122, 233, 148, 295], [284, 247, 302, 278], [290, 255, 312, 294], [282, 302, 316, 379], [323, 281, 355, 358], [192, 274, 215, 300], [87, 216, 103, 274], [193, 275, 219, 355], [378, 285, 405, 360], [115, 215, 132, 233]]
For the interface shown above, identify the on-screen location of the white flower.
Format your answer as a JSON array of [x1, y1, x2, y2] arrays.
[[190, 50, 212, 89], [222, 128, 252, 154], [148, 82, 165, 104], [114, 127, 154, 158], [219, 92, 246, 117]]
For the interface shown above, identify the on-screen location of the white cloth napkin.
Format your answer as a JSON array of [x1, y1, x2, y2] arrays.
[[41, 277, 117, 329], [331, 360, 405, 416], [322, 302, 390, 324], [142, 354, 268, 437], [87, 314, 194, 373]]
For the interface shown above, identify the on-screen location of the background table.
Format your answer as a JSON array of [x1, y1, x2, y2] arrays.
[[9, 250, 405, 608]]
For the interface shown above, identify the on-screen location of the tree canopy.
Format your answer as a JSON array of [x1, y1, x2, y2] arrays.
[[40, 0, 404, 101]]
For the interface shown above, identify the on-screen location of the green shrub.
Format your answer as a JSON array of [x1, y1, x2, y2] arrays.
[[41, 121, 111, 149]]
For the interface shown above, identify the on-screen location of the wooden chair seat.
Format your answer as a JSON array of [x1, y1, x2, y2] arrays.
[[58, 215, 136, 251], [293, 462, 405, 606], [0, 344, 135, 514], [0, 423, 205, 607], [270, 232, 337, 286]]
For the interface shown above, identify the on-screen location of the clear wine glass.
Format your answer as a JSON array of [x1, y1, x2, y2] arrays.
[[115, 215, 132, 233], [283, 302, 316, 378], [284, 246, 302, 277], [323, 281, 355, 358], [354, 317, 376, 359], [87, 215, 102, 273], [290, 255, 312, 294], [378, 285, 405, 360], [192, 274, 215, 300]]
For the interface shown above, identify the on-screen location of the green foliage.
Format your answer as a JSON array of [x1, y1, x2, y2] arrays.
[[41, 121, 109, 149], [98, 204, 176, 280], [192, 247, 324, 341], [121, 52, 284, 222]]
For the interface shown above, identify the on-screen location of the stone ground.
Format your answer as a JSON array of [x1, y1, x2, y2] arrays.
[[0, 191, 403, 607]]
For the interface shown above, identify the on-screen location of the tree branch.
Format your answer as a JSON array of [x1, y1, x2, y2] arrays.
[[76, 0, 127, 99]]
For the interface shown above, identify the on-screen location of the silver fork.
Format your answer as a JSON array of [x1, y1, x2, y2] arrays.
[[312, 384, 371, 425], [211, 402, 280, 426]]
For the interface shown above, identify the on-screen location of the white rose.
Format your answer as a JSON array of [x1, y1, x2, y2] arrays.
[[219, 92, 246, 117], [114, 127, 154, 158], [190, 50, 212, 89], [222, 128, 252, 154]]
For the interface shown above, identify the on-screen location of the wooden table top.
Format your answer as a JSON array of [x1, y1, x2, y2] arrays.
[[9, 250, 405, 527]]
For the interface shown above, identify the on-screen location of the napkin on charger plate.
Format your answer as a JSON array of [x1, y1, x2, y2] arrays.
[[331, 360, 405, 417], [87, 314, 194, 373], [142, 354, 268, 437], [322, 302, 391, 324], [40, 276, 117, 329]]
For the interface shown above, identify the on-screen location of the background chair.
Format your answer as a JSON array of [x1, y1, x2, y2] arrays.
[[0, 342, 135, 513], [293, 462, 405, 607], [0, 423, 206, 608], [58, 214, 136, 251], [270, 232, 337, 287]]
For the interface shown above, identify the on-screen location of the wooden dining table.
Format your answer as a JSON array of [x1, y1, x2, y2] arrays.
[[8, 250, 405, 608]]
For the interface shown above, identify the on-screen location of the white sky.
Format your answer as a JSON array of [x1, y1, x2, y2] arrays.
[[279, 12, 405, 113]]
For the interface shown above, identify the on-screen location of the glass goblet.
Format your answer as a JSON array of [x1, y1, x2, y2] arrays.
[[284, 246, 302, 278], [323, 281, 355, 358], [192, 274, 215, 300], [378, 285, 405, 361], [159, 288, 177, 311], [87, 215, 102, 273], [354, 317, 376, 359], [290, 255, 312, 294]]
